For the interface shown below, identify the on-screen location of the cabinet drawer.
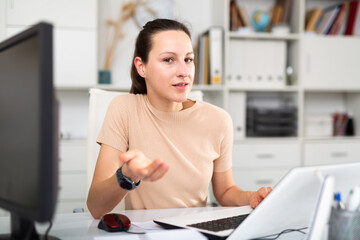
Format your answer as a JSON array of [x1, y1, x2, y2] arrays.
[[59, 173, 87, 200], [59, 140, 87, 172], [304, 142, 360, 166], [233, 142, 300, 168], [233, 169, 289, 191]]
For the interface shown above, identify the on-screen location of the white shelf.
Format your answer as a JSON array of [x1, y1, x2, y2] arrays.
[[303, 87, 360, 93], [192, 84, 224, 91], [228, 32, 300, 41], [303, 136, 360, 143], [227, 85, 299, 92]]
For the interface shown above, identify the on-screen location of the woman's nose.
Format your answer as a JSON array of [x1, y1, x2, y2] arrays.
[[176, 62, 190, 78]]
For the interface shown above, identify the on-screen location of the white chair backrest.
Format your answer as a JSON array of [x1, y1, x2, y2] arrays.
[[86, 88, 203, 210], [87, 88, 126, 192]]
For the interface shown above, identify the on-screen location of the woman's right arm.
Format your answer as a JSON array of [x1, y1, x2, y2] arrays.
[[86, 144, 169, 219]]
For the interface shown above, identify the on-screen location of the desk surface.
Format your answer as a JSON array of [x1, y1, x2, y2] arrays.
[[0, 207, 307, 240]]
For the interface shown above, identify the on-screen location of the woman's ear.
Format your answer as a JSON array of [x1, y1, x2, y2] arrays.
[[134, 57, 146, 78]]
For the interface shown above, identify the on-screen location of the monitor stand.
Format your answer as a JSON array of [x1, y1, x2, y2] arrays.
[[0, 213, 60, 240]]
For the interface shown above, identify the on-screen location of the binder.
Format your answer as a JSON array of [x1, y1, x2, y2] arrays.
[[208, 27, 223, 85], [228, 40, 286, 88], [197, 28, 223, 85]]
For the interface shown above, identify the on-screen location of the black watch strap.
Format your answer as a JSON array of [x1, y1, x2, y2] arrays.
[[116, 166, 141, 191]]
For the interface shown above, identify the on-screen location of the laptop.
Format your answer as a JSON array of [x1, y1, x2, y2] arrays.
[[154, 162, 360, 240]]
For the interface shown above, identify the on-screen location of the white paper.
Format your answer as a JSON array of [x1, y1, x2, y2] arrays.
[[93, 228, 207, 240]]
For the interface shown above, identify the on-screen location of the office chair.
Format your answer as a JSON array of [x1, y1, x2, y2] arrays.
[[86, 88, 203, 211]]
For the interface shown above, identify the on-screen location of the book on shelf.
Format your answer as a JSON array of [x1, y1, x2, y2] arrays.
[[267, 0, 291, 32], [230, 0, 243, 31], [328, 2, 349, 35], [196, 27, 223, 85], [316, 3, 342, 35], [305, 8, 323, 32], [277, 0, 291, 23], [196, 33, 209, 85], [345, 0, 360, 35], [229, 0, 251, 31], [238, 6, 250, 27]]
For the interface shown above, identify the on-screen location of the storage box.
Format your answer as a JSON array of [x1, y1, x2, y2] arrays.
[[305, 114, 332, 137]]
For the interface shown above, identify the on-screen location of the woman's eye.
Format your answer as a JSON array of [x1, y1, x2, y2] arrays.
[[164, 58, 173, 63], [185, 58, 193, 63]]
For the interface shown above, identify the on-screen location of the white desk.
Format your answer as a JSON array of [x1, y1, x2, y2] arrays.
[[0, 207, 307, 240]]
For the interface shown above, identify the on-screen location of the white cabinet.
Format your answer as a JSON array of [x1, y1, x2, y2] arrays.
[[232, 141, 300, 190], [304, 140, 360, 166], [5, 27, 97, 88], [3, 0, 97, 88], [0, 0, 5, 41], [54, 29, 97, 87], [233, 169, 289, 191], [302, 37, 360, 90], [6, 0, 96, 28], [57, 140, 87, 213], [233, 142, 301, 168], [228, 92, 246, 140]]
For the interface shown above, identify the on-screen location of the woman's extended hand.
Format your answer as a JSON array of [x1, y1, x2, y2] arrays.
[[119, 149, 170, 183], [249, 187, 273, 209]]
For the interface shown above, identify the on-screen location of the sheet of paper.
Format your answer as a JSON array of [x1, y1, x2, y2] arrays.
[[93, 228, 207, 240]]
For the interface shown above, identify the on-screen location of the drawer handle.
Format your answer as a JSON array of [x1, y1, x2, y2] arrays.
[[256, 154, 274, 159], [255, 179, 273, 185], [330, 152, 348, 158]]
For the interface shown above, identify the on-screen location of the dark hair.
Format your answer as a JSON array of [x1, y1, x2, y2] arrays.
[[130, 18, 191, 94]]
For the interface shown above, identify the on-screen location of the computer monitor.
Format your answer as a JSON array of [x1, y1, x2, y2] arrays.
[[0, 22, 59, 239]]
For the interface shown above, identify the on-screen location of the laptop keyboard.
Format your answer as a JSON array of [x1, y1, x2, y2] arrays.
[[187, 214, 249, 232]]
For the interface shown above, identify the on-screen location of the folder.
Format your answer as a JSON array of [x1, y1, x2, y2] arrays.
[[208, 27, 223, 85], [228, 40, 286, 88]]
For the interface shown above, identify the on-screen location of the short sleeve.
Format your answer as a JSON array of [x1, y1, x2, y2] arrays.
[[97, 95, 130, 152], [213, 111, 233, 172]]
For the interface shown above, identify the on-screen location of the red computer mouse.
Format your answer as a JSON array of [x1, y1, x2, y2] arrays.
[[98, 213, 131, 232]]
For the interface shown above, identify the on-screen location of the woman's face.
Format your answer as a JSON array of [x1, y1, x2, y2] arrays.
[[136, 30, 195, 111]]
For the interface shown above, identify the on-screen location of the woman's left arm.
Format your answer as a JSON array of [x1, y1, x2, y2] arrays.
[[212, 169, 272, 208]]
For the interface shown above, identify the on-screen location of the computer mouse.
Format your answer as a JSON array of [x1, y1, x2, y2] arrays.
[[98, 213, 131, 232]]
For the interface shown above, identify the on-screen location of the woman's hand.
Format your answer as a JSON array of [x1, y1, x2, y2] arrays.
[[119, 149, 170, 183], [249, 187, 273, 209]]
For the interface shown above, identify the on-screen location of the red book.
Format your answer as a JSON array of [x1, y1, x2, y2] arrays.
[[328, 3, 349, 35], [345, 0, 359, 35]]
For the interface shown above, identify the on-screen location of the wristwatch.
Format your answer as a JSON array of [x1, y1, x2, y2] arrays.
[[116, 166, 141, 191]]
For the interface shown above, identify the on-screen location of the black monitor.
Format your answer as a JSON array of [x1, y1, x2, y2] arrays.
[[0, 22, 59, 239]]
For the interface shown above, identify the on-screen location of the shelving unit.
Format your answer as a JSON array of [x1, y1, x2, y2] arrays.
[[206, 0, 360, 191]]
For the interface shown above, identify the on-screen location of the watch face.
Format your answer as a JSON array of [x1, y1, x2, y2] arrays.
[[120, 180, 134, 190], [135, 0, 175, 28]]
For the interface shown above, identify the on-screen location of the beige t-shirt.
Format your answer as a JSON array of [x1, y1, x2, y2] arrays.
[[97, 94, 233, 210]]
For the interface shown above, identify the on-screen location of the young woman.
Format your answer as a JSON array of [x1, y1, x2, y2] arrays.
[[87, 19, 272, 219]]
